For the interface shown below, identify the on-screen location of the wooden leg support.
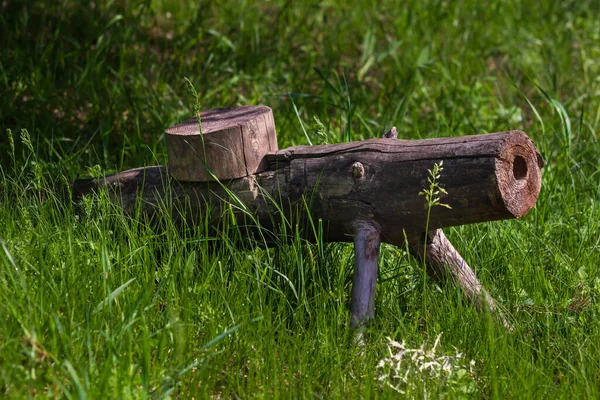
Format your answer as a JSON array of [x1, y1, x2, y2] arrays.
[[350, 224, 512, 331], [406, 229, 513, 330], [350, 220, 381, 328]]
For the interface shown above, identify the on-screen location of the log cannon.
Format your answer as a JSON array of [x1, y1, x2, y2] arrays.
[[72, 106, 543, 329]]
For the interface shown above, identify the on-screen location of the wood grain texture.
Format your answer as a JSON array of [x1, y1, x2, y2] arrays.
[[267, 130, 542, 241], [165, 106, 278, 182], [350, 220, 381, 328], [73, 130, 542, 245]]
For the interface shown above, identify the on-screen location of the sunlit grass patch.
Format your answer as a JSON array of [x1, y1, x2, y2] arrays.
[[2, 0, 600, 397]]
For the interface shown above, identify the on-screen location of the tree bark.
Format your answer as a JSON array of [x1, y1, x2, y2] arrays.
[[73, 130, 542, 245], [350, 220, 381, 328]]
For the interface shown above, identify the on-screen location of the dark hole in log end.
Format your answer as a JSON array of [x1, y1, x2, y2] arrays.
[[513, 156, 527, 180]]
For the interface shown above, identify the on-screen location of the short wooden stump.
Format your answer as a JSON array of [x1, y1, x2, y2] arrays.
[[165, 106, 278, 182]]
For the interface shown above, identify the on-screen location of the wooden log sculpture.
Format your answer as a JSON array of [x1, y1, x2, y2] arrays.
[[72, 106, 543, 330]]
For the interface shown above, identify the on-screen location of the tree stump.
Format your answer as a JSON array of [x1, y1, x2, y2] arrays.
[[165, 106, 278, 181]]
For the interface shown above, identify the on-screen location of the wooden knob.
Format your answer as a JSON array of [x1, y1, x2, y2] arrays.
[[165, 106, 278, 182]]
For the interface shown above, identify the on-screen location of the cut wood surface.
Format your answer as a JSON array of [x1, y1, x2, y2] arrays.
[[165, 106, 278, 182], [74, 130, 542, 244]]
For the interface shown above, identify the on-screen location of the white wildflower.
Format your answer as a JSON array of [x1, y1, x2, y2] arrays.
[[376, 333, 477, 397]]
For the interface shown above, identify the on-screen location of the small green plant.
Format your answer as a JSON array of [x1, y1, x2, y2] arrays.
[[419, 161, 451, 262], [6, 129, 15, 167], [87, 164, 103, 179], [184, 77, 203, 134], [20, 128, 34, 154], [418, 161, 451, 313], [313, 116, 330, 144], [18, 128, 44, 199]]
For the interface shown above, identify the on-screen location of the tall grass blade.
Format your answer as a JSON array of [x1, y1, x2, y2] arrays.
[[92, 278, 136, 315]]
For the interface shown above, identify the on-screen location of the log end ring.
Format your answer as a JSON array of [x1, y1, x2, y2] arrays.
[[495, 130, 543, 218]]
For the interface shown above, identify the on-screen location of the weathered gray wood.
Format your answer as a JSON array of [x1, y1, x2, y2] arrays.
[[374, 130, 518, 329], [165, 106, 278, 182], [73, 130, 542, 243], [268, 130, 542, 241], [403, 229, 513, 330], [350, 220, 381, 328]]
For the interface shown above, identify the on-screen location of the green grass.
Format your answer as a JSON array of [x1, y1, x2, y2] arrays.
[[1, 0, 600, 397]]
